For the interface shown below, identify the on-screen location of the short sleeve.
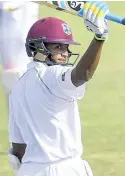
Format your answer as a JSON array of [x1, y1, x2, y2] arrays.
[[2, 68, 26, 94], [8, 97, 24, 143], [38, 65, 86, 101]]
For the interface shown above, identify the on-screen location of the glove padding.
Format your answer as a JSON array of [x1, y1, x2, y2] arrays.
[[8, 148, 21, 175], [83, 1, 109, 40]]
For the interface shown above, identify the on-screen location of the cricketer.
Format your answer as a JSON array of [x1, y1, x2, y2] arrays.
[[8, 1, 109, 176]]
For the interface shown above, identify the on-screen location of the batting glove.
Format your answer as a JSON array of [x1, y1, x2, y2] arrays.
[[83, 1, 109, 41], [8, 149, 21, 175]]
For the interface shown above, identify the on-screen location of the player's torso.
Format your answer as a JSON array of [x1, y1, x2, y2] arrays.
[[10, 62, 83, 163]]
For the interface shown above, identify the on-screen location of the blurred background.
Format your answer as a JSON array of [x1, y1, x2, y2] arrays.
[[0, 1, 125, 176]]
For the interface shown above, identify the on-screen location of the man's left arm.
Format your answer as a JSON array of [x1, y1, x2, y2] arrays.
[[71, 1, 109, 87]]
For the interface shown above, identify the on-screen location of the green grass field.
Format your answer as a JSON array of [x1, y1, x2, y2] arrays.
[[0, 2, 125, 176]]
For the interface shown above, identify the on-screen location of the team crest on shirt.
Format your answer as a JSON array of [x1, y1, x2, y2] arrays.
[[62, 23, 72, 35]]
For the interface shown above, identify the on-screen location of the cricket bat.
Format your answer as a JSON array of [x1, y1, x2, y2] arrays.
[[37, 1, 125, 25]]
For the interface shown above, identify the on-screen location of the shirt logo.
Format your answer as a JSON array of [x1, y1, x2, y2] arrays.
[[62, 72, 65, 81], [62, 23, 72, 35]]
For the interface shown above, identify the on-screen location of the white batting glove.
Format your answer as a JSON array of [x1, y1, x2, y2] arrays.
[[83, 1, 109, 40], [8, 149, 21, 175]]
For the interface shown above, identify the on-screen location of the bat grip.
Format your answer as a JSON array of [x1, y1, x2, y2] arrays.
[[105, 13, 125, 25]]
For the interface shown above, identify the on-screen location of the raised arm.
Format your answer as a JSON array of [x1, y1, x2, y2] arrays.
[[71, 39, 104, 87], [71, 1, 109, 87]]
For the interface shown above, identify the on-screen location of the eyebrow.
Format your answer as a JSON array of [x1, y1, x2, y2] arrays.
[[47, 44, 69, 49]]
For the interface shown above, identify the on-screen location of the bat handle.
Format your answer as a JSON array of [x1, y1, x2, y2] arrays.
[[105, 13, 125, 25]]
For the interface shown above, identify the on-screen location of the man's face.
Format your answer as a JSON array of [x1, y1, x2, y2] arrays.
[[46, 43, 69, 64]]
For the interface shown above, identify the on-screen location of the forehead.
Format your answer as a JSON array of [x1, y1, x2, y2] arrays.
[[45, 43, 69, 48]]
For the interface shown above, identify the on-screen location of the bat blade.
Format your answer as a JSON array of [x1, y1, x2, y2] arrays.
[[39, 1, 125, 25]]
